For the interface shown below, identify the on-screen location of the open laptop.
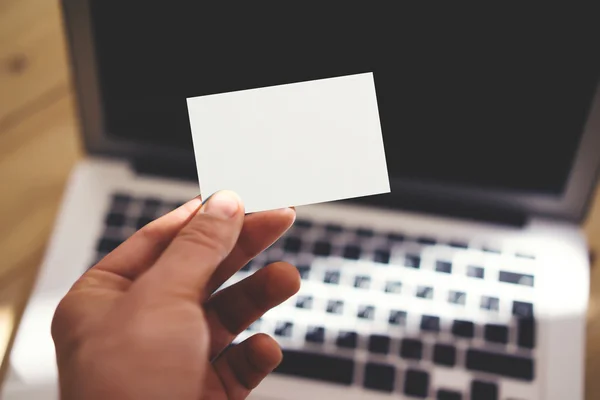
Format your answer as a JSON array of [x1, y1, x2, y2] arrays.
[[3, 2, 600, 399]]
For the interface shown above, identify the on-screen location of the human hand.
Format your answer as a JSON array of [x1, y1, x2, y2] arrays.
[[51, 191, 300, 400]]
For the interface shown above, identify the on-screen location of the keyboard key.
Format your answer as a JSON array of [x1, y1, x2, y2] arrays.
[[387, 232, 405, 242], [111, 193, 131, 205], [517, 318, 536, 349], [294, 219, 312, 229], [135, 216, 154, 230], [452, 320, 475, 338], [466, 349, 534, 381], [405, 254, 421, 268], [357, 305, 375, 320], [368, 334, 390, 354], [420, 315, 440, 332], [400, 338, 423, 360], [283, 236, 302, 253], [449, 241, 468, 249], [484, 324, 509, 344], [96, 238, 122, 253], [433, 344, 456, 366], [296, 265, 310, 280], [313, 241, 332, 256], [356, 228, 374, 237], [513, 301, 534, 318], [499, 271, 534, 287], [364, 362, 395, 392], [324, 270, 340, 284], [373, 249, 390, 264], [417, 236, 436, 245], [480, 296, 499, 312], [105, 213, 126, 227], [435, 260, 452, 273], [466, 265, 485, 279], [404, 369, 429, 398], [470, 380, 498, 400], [448, 291, 466, 306], [326, 300, 344, 314], [295, 295, 313, 309], [274, 321, 293, 337], [305, 326, 325, 343], [354, 275, 371, 289], [343, 245, 361, 260], [437, 389, 462, 400], [275, 350, 354, 385], [385, 280, 402, 294], [416, 286, 434, 299], [389, 310, 407, 326], [336, 331, 357, 349], [325, 223, 343, 233]]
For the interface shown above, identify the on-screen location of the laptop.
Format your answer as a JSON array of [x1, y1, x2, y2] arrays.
[[3, 2, 600, 399]]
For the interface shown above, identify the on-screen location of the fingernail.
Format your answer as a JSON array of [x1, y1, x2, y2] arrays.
[[202, 190, 240, 218]]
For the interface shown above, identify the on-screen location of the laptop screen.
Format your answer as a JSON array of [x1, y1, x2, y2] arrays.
[[88, 3, 600, 196]]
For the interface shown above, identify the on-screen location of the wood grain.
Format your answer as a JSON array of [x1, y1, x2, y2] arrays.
[[0, 0, 598, 397]]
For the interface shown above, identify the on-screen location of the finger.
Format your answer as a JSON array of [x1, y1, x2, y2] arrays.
[[138, 190, 245, 300], [204, 262, 300, 358], [203, 207, 295, 298], [212, 334, 282, 400]]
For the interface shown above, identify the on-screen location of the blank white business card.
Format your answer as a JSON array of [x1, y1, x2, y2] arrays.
[[186, 72, 390, 213]]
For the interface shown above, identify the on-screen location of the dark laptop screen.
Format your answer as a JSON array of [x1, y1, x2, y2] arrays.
[[88, 3, 600, 195]]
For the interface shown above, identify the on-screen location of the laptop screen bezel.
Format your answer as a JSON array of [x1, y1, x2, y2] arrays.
[[61, 0, 600, 223]]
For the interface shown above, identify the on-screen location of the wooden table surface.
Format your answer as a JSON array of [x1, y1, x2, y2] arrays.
[[1, 0, 600, 397]]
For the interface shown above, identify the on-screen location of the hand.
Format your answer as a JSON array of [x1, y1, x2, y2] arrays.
[[51, 191, 300, 400]]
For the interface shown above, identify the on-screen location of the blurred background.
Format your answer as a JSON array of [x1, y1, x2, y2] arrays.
[[1, 0, 599, 398]]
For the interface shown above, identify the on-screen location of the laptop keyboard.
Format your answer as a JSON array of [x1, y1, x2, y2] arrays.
[[93, 193, 539, 399]]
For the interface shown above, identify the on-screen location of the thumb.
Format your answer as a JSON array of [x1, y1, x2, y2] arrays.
[[137, 190, 245, 300]]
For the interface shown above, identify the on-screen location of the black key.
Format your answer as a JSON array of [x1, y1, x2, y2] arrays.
[[387, 232, 405, 242], [325, 223, 343, 233], [105, 213, 126, 227], [417, 237, 436, 245], [240, 260, 253, 272], [448, 291, 466, 306], [517, 317, 536, 349], [452, 320, 475, 338], [466, 349, 534, 381], [356, 228, 374, 237], [296, 265, 310, 280], [96, 237, 122, 253], [295, 295, 313, 309], [283, 236, 302, 253], [324, 270, 340, 284], [404, 369, 429, 398], [405, 254, 421, 268], [354, 275, 371, 289], [420, 315, 440, 332], [416, 286, 434, 299], [336, 331, 357, 349], [480, 296, 499, 312], [373, 249, 390, 264], [385, 280, 402, 294], [513, 301, 534, 318], [313, 241, 332, 256], [368, 334, 390, 354], [449, 241, 468, 249], [470, 380, 498, 400], [326, 300, 344, 314], [484, 324, 509, 344], [400, 338, 423, 360], [111, 193, 131, 205], [437, 389, 462, 400], [364, 362, 395, 392], [466, 265, 485, 279], [275, 349, 354, 385], [143, 198, 161, 208], [274, 321, 293, 337], [136, 216, 154, 230], [433, 344, 456, 366], [389, 310, 407, 326], [305, 326, 325, 343], [435, 260, 452, 273], [499, 271, 534, 287], [294, 219, 312, 229], [343, 245, 361, 260], [358, 305, 375, 320]]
